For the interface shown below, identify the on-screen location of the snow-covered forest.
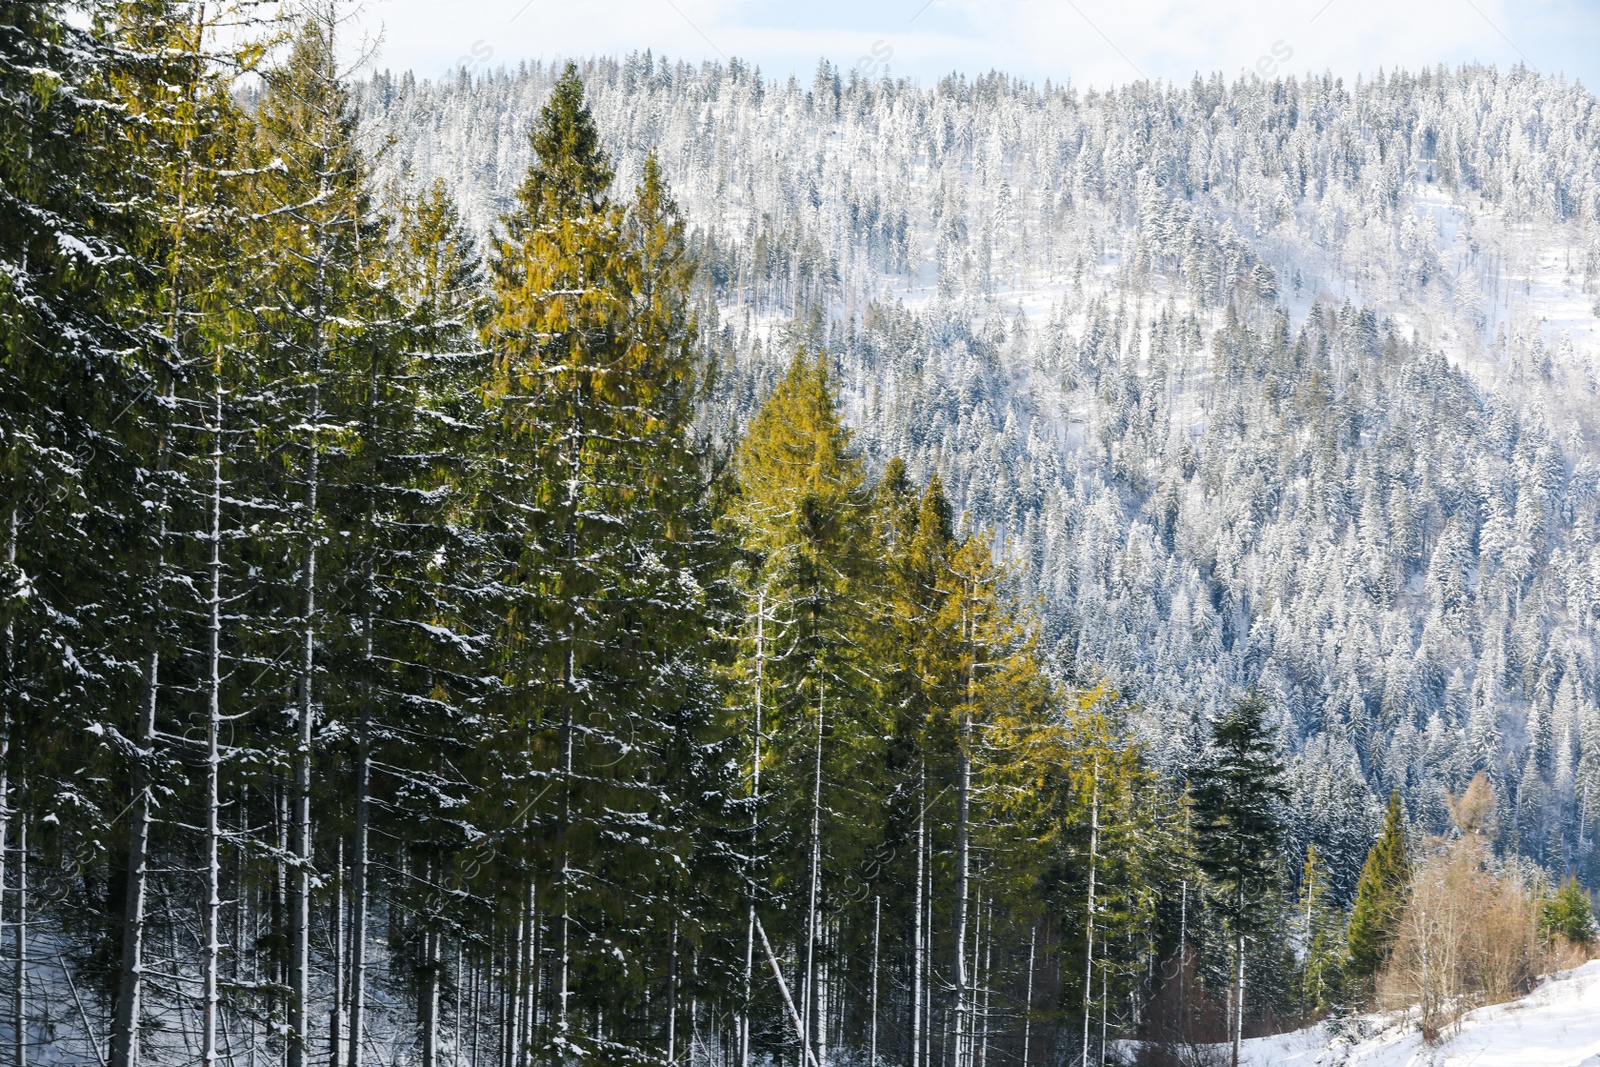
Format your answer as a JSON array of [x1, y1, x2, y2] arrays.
[[356, 53, 1600, 880], [3, 2, 1600, 1067]]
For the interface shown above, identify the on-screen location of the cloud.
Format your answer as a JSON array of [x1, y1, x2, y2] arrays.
[[356, 0, 1599, 91]]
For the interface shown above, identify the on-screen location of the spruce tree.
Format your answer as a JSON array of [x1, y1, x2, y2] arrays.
[[1, 9, 141, 1058], [1346, 791, 1411, 987], [1540, 876, 1596, 947], [478, 61, 728, 1060], [239, 11, 385, 1060], [729, 350, 879, 1066], [1191, 691, 1289, 1067]]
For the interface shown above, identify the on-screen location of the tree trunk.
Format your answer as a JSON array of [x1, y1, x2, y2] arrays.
[[1177, 879, 1187, 1043], [754, 918, 820, 1067], [1, 512, 10, 1067], [421, 920, 439, 1067], [802, 677, 824, 1067], [558, 652, 575, 1040], [1021, 926, 1035, 1067], [741, 592, 765, 1067], [1231, 930, 1245, 1067], [499, 933, 512, 1067], [346, 709, 369, 1067], [111, 632, 160, 1067], [329, 838, 343, 1067], [453, 940, 464, 1067], [1081, 760, 1098, 1067], [923, 805, 934, 1067], [869, 896, 880, 1067], [1099, 951, 1107, 1067], [952, 716, 971, 1067], [911, 763, 925, 1067], [977, 898, 991, 1067], [817, 924, 829, 1067], [290, 400, 319, 1067], [470, 947, 482, 1067], [667, 920, 679, 1064], [519, 880, 535, 1067], [203, 378, 225, 1067], [13, 811, 26, 1067]]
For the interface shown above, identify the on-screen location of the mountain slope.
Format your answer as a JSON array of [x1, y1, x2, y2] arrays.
[[357, 58, 1600, 888], [1237, 959, 1600, 1066]]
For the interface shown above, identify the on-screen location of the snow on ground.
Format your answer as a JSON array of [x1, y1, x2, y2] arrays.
[[1238, 961, 1600, 1066]]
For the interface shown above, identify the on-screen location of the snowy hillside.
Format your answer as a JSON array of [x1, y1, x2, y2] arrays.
[[1237, 960, 1600, 1066], [357, 59, 1600, 888]]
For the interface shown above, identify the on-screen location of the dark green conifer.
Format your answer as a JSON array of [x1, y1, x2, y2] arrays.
[[1192, 691, 1289, 1066], [1346, 790, 1411, 987]]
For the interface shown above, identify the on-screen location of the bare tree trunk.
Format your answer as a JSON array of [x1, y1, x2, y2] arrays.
[[667, 920, 679, 1064], [1081, 760, 1098, 1067], [519, 881, 535, 1067], [470, 948, 482, 1067], [911, 763, 925, 1067], [558, 647, 575, 1042], [290, 386, 319, 1067], [1020, 926, 1035, 1067], [1099, 952, 1107, 1067], [1177, 880, 1187, 1043], [1, 517, 10, 1067], [421, 913, 439, 1067], [1, 514, 11, 1063], [924, 810, 935, 1067], [952, 717, 971, 1067], [741, 592, 765, 1067], [817, 922, 828, 1067], [112, 621, 160, 1067], [802, 677, 824, 1067], [869, 896, 880, 1067], [453, 940, 464, 1067], [329, 839, 343, 1067], [512, 895, 524, 1067], [13, 811, 25, 1067], [740, 908, 755, 1067], [499, 933, 512, 1067], [346, 710, 368, 1067], [203, 375, 225, 1067], [977, 898, 991, 1067], [754, 919, 820, 1067], [1231, 930, 1245, 1067]]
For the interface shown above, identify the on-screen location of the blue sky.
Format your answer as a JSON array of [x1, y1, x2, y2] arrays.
[[355, 0, 1600, 93]]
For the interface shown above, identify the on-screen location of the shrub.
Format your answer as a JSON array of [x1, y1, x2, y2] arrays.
[[1540, 877, 1596, 948], [1376, 837, 1542, 1042]]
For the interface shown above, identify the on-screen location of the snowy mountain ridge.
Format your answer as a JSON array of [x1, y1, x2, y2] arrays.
[[357, 57, 1600, 887]]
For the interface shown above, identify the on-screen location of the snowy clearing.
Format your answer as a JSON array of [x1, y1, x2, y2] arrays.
[[1236, 961, 1600, 1066]]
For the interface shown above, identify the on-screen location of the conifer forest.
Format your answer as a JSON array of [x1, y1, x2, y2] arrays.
[[3, 2, 1600, 1066]]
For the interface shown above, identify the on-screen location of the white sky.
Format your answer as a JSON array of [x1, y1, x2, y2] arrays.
[[349, 0, 1600, 92]]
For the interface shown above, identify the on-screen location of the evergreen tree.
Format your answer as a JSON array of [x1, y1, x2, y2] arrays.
[[1346, 790, 1412, 989], [729, 350, 878, 1066], [95, 3, 261, 1062], [1539, 876, 1596, 947], [1192, 691, 1289, 1067], [477, 61, 729, 1060], [1290, 845, 1346, 1020], [238, 11, 387, 1061]]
